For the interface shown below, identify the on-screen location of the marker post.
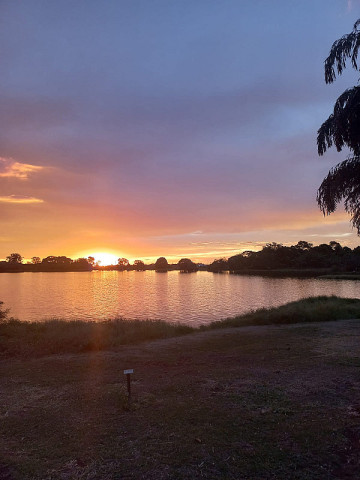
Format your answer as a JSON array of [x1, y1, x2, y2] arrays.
[[123, 369, 133, 398]]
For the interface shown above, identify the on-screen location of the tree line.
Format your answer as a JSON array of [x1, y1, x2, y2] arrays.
[[0, 254, 94, 272], [0, 254, 200, 273], [208, 241, 360, 274], [2, 241, 359, 274], [100, 257, 200, 272]]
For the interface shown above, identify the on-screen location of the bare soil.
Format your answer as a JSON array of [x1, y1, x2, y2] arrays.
[[1, 320, 360, 479]]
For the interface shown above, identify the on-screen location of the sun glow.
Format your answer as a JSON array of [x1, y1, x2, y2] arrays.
[[89, 252, 119, 266]]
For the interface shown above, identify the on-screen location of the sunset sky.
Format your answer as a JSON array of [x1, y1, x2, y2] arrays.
[[1, 1, 360, 264]]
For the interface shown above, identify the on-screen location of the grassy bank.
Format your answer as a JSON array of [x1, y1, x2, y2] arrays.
[[204, 295, 360, 329], [1, 296, 360, 358], [319, 274, 360, 280], [230, 268, 333, 277]]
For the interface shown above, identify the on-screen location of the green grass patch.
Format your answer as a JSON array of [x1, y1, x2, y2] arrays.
[[204, 296, 360, 330], [1, 296, 360, 358]]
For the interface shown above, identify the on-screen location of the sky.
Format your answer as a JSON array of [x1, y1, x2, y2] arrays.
[[1, 0, 360, 264]]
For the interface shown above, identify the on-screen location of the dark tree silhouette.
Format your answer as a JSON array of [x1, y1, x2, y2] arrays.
[[154, 257, 169, 271], [317, 19, 360, 232], [117, 258, 129, 270], [87, 256, 95, 266], [133, 260, 145, 271], [177, 258, 198, 272], [73, 258, 92, 270], [42, 256, 72, 266], [294, 241, 313, 251], [208, 258, 228, 272], [6, 253, 23, 264]]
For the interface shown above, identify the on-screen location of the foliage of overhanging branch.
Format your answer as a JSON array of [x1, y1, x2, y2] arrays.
[[317, 156, 360, 232], [325, 19, 360, 84], [317, 86, 360, 155], [317, 19, 360, 233]]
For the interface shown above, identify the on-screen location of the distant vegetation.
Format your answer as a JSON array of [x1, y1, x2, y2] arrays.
[[1, 240, 360, 275], [0, 296, 359, 358], [0, 254, 94, 272], [0, 253, 202, 273], [208, 240, 360, 276]]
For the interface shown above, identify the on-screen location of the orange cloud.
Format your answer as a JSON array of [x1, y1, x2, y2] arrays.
[[0, 157, 43, 179], [0, 195, 44, 204]]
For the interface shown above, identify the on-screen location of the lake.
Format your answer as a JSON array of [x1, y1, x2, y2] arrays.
[[1, 270, 359, 325]]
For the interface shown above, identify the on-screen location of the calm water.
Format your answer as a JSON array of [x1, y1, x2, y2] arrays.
[[0, 270, 359, 326]]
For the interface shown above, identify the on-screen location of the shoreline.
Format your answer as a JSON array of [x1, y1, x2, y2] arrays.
[[1, 268, 360, 279], [1, 296, 360, 359]]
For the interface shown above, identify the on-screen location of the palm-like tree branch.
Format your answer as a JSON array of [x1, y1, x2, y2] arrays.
[[325, 20, 360, 84], [317, 156, 360, 232], [317, 86, 360, 156], [317, 20, 360, 233]]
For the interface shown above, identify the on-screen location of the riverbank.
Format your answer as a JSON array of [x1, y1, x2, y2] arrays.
[[1, 318, 360, 479], [1, 296, 360, 358], [318, 274, 360, 280]]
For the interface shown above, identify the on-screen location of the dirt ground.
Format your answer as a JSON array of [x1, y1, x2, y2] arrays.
[[1, 320, 360, 479]]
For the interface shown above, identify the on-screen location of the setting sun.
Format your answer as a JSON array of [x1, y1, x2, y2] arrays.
[[89, 252, 119, 266]]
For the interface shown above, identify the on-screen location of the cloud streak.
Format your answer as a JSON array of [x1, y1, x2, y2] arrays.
[[0, 195, 44, 204], [0, 158, 43, 179]]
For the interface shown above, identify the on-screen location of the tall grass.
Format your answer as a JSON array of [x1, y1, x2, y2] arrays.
[[0, 317, 194, 358], [1, 296, 359, 358]]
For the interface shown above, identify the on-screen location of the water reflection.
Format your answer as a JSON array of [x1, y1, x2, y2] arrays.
[[0, 271, 359, 326]]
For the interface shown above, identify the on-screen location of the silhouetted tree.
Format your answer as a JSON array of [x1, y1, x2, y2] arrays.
[[41, 256, 73, 271], [42, 256, 72, 265], [73, 258, 92, 270], [228, 251, 259, 271], [87, 256, 95, 266], [31, 256, 41, 264], [133, 260, 145, 271], [117, 258, 129, 270], [294, 241, 313, 251], [208, 258, 228, 272], [317, 19, 360, 232], [329, 241, 342, 252], [177, 258, 198, 272], [6, 253, 23, 264], [154, 257, 169, 271]]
